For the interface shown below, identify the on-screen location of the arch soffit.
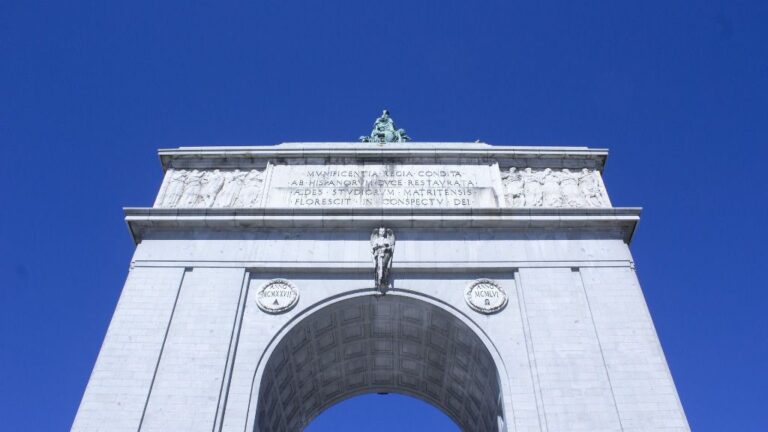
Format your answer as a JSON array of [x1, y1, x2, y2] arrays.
[[243, 289, 514, 432]]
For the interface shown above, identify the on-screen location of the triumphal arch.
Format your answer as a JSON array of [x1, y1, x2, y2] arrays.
[[73, 112, 689, 431]]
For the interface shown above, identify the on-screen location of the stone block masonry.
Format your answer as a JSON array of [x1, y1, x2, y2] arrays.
[[73, 142, 688, 432]]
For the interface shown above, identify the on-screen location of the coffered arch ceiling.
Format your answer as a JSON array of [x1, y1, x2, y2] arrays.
[[255, 295, 504, 432]]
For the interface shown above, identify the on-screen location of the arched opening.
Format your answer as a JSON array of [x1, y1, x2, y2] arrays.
[[305, 393, 460, 431], [255, 295, 504, 432]]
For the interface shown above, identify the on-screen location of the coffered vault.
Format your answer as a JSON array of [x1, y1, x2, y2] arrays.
[[256, 296, 502, 432]]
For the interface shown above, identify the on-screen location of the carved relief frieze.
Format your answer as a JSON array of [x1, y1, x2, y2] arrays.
[[155, 165, 609, 209], [500, 167, 610, 208], [156, 168, 264, 208]]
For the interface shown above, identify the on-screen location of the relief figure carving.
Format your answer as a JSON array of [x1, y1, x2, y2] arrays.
[[233, 169, 264, 207], [541, 168, 562, 207], [157, 168, 264, 208], [501, 167, 524, 206], [579, 168, 607, 207], [160, 170, 188, 207], [200, 170, 225, 208], [501, 167, 609, 208], [560, 169, 586, 207], [179, 169, 204, 207], [212, 170, 247, 207], [522, 168, 543, 206]]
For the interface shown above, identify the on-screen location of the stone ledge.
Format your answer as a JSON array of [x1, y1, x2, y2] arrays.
[[125, 207, 641, 244], [158, 143, 609, 171], [130, 260, 635, 271]]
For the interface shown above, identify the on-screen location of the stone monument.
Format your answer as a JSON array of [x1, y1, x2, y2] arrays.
[[73, 112, 689, 431]]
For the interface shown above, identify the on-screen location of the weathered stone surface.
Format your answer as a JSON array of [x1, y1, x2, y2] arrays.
[[74, 142, 689, 432], [152, 143, 612, 210]]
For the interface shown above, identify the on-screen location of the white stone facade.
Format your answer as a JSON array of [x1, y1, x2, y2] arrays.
[[73, 143, 689, 431]]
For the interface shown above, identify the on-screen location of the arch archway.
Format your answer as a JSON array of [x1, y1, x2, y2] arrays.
[[305, 393, 461, 431], [254, 295, 504, 432]]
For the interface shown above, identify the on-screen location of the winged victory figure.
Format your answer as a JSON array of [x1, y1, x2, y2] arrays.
[[370, 227, 395, 294]]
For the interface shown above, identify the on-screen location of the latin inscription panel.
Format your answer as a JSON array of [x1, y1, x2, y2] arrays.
[[266, 164, 501, 208]]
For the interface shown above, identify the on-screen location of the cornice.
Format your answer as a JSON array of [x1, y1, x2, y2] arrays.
[[158, 143, 609, 172], [124, 207, 640, 245]]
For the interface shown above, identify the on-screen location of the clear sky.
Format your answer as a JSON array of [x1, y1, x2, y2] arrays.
[[1, 1, 766, 431]]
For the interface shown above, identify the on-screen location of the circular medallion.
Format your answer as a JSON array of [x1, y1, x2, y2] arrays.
[[255, 279, 299, 314], [465, 279, 508, 314]]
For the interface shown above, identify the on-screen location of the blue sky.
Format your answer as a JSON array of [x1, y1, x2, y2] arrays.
[[1, 1, 767, 430]]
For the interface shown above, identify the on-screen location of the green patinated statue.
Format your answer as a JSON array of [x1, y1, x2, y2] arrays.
[[359, 110, 411, 143]]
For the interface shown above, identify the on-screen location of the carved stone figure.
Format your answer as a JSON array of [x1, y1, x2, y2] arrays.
[[501, 167, 525, 207], [522, 168, 543, 207], [500, 167, 609, 209], [360, 110, 411, 143], [579, 168, 606, 207], [560, 169, 586, 207], [541, 168, 562, 207], [199, 169, 225, 208], [160, 169, 188, 207], [213, 169, 246, 207], [233, 169, 264, 207], [370, 227, 395, 294], [179, 170, 204, 207], [158, 168, 264, 208]]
